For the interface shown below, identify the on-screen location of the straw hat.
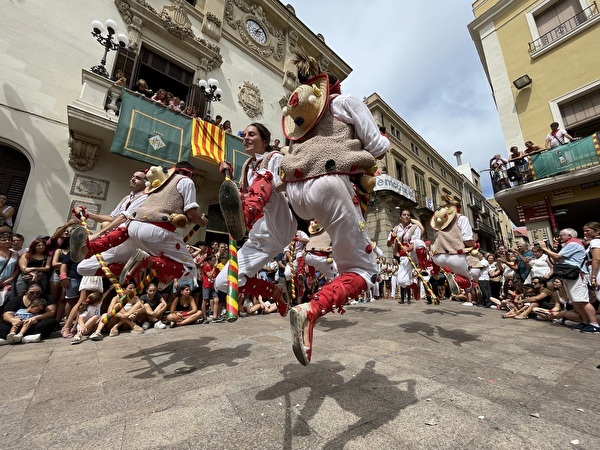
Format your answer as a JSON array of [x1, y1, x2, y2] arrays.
[[144, 165, 175, 194], [430, 204, 458, 231], [308, 220, 324, 235], [282, 74, 329, 141]]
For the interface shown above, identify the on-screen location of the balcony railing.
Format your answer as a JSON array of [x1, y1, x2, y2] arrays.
[[474, 220, 496, 237], [469, 197, 483, 211], [529, 3, 599, 55], [490, 132, 600, 194]]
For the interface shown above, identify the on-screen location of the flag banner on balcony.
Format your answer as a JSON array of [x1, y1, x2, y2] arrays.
[[529, 133, 600, 180], [110, 90, 191, 166]]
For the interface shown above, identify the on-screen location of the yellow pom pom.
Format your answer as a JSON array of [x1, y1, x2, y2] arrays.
[[152, 179, 161, 188]]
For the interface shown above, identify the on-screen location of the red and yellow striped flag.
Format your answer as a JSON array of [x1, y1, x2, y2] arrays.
[[191, 119, 225, 163]]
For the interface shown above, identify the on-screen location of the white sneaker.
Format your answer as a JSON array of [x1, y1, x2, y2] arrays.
[[489, 305, 497, 310], [22, 334, 41, 343], [153, 321, 167, 329], [142, 321, 150, 330], [462, 302, 474, 306], [0, 338, 7, 346]]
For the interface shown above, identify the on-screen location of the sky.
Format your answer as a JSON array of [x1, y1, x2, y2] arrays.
[[286, 0, 506, 198]]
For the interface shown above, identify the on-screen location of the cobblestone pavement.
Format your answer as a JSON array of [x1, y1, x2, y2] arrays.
[[1, 298, 599, 449]]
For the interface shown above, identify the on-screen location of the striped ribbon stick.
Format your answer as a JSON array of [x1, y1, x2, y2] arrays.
[[225, 234, 239, 322], [288, 239, 296, 301], [184, 224, 201, 243]]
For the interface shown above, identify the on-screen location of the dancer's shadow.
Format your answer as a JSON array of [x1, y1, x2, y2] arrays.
[[422, 308, 485, 318], [399, 321, 438, 342], [434, 326, 481, 347], [349, 306, 391, 314], [256, 360, 417, 449], [122, 337, 252, 379], [317, 317, 358, 332]]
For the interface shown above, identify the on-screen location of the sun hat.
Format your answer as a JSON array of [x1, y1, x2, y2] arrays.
[[282, 74, 329, 141], [430, 204, 458, 231], [144, 165, 175, 194]]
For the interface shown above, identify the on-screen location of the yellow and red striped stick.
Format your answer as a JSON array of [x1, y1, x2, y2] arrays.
[[184, 224, 201, 243], [288, 239, 296, 301], [225, 234, 239, 322]]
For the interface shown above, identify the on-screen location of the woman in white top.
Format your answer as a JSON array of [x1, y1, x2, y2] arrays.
[[529, 245, 553, 279], [583, 222, 600, 301]]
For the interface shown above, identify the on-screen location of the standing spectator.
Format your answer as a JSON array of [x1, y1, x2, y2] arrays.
[[514, 239, 534, 283], [11, 234, 26, 256], [538, 228, 598, 333], [0, 193, 14, 234], [151, 88, 167, 105], [201, 255, 222, 323], [222, 120, 233, 134], [584, 222, 600, 303], [478, 252, 492, 307], [529, 245, 553, 279], [523, 140, 542, 155], [545, 122, 577, 148], [488, 154, 510, 190], [133, 79, 153, 98], [214, 115, 223, 127]]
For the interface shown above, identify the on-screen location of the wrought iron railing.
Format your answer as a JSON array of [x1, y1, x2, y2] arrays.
[[529, 2, 599, 54], [474, 220, 496, 237]]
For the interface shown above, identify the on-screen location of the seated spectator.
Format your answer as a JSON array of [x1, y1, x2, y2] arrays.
[[511, 277, 554, 319], [70, 291, 103, 345], [6, 297, 46, 343], [133, 79, 153, 98], [0, 282, 59, 344], [89, 282, 144, 340], [0, 193, 14, 234], [151, 88, 167, 105], [16, 238, 52, 295], [222, 120, 232, 133], [534, 278, 569, 320], [1, 231, 19, 306], [61, 276, 104, 338], [166, 284, 203, 327], [139, 283, 167, 329], [524, 141, 542, 155]]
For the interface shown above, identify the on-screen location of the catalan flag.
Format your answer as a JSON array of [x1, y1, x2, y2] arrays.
[[191, 118, 225, 164]]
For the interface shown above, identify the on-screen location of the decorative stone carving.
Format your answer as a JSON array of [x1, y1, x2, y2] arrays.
[[238, 81, 263, 117], [288, 29, 298, 51], [202, 11, 223, 41], [282, 70, 297, 92], [278, 94, 290, 110], [68, 133, 102, 172], [224, 0, 285, 61], [317, 55, 330, 73], [161, 0, 194, 39], [127, 15, 143, 52]]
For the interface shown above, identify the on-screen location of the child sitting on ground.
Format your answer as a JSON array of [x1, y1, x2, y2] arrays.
[[71, 292, 103, 345], [7, 298, 47, 343]]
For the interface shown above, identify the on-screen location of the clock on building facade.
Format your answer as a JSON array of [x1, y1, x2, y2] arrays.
[[245, 19, 267, 44]]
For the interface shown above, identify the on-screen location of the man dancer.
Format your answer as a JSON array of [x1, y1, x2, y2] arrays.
[[72, 161, 207, 286]]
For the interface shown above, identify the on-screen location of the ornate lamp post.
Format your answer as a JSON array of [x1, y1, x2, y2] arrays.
[[198, 78, 223, 121], [90, 19, 129, 78]]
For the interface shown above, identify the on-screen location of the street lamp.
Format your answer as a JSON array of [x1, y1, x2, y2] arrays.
[[90, 19, 129, 78], [198, 78, 223, 120]]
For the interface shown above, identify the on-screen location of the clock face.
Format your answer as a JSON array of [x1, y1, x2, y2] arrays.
[[246, 19, 267, 45]]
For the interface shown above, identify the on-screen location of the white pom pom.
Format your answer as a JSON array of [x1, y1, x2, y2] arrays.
[[308, 95, 318, 105], [145, 181, 151, 188], [282, 106, 289, 117]]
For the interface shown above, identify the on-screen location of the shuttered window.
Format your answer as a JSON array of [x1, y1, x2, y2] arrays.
[[0, 146, 31, 225]]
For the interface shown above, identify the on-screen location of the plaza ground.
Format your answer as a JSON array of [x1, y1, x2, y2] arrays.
[[0, 298, 599, 449]]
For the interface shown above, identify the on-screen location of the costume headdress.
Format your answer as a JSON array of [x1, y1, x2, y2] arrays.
[[430, 195, 460, 231], [144, 165, 175, 194], [308, 220, 324, 235]]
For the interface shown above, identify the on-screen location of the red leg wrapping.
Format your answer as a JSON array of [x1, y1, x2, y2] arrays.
[[310, 272, 367, 318], [86, 228, 129, 258], [242, 172, 273, 230], [416, 247, 429, 270]]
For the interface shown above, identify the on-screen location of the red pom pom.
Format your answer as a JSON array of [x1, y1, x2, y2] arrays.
[[289, 92, 299, 107], [294, 169, 304, 178], [175, 243, 181, 250], [365, 244, 373, 253]]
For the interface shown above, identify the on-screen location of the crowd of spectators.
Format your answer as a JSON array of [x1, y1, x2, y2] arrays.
[[2, 213, 598, 345]]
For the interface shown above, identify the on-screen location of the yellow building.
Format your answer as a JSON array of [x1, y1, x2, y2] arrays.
[[469, 0, 600, 240]]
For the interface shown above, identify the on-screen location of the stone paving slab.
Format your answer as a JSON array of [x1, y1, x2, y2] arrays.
[[0, 298, 598, 449]]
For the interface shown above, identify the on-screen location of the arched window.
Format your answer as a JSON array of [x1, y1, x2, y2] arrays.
[[0, 145, 31, 227]]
